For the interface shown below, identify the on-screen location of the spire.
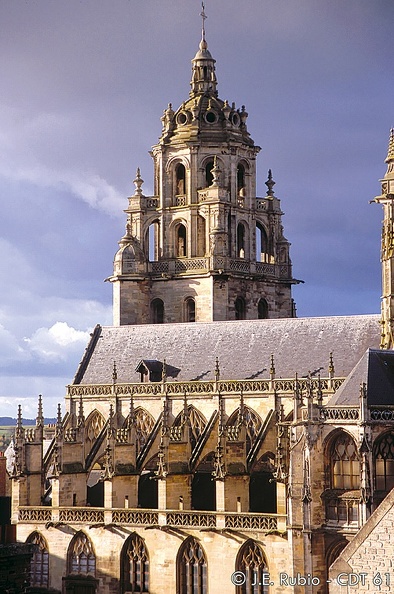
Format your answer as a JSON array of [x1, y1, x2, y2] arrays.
[[190, 3, 218, 97], [36, 394, 44, 428], [386, 128, 394, 163], [265, 169, 276, 197]]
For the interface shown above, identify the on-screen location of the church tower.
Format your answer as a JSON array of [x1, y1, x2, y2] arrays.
[[108, 9, 299, 325], [374, 129, 394, 349]]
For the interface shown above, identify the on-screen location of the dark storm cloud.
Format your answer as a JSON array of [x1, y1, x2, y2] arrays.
[[0, 0, 392, 414]]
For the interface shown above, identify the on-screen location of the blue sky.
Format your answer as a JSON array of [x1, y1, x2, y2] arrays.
[[0, 0, 392, 417]]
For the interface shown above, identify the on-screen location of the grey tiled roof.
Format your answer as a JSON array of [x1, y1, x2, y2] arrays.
[[74, 315, 380, 385]]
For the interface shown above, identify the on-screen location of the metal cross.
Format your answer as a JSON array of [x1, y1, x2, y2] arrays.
[[201, 2, 207, 39]]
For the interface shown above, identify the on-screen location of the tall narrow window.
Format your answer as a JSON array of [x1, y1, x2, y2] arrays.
[[331, 433, 360, 489], [258, 298, 268, 319], [205, 161, 214, 187], [121, 533, 149, 594], [68, 532, 96, 576], [374, 432, 394, 492], [235, 297, 246, 320], [237, 223, 246, 258], [256, 223, 268, 262], [236, 540, 269, 594], [176, 163, 186, 196], [197, 215, 206, 256], [176, 223, 187, 257], [237, 163, 246, 195], [177, 537, 207, 594], [147, 220, 160, 262], [185, 298, 196, 322], [26, 532, 49, 588], [151, 299, 164, 324]]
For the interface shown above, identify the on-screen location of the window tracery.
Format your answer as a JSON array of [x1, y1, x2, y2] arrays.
[[227, 406, 262, 452], [26, 531, 49, 588], [177, 537, 207, 594], [330, 432, 360, 490], [68, 532, 96, 576], [236, 540, 269, 594], [374, 432, 394, 491], [134, 408, 155, 455], [173, 405, 207, 450], [86, 410, 105, 450], [121, 533, 150, 593]]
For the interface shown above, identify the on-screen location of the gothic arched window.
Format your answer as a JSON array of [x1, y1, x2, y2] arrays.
[[85, 410, 105, 454], [121, 533, 150, 594], [68, 532, 96, 576], [235, 540, 269, 594], [177, 537, 207, 594], [227, 406, 262, 453], [185, 297, 196, 322], [235, 297, 246, 320], [151, 298, 164, 324], [132, 407, 155, 456], [26, 532, 49, 588], [374, 432, 394, 492], [173, 405, 207, 451], [258, 298, 268, 319], [330, 432, 360, 490]]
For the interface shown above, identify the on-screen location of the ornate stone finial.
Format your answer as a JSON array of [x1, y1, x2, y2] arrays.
[[265, 169, 276, 197], [52, 443, 61, 477], [133, 168, 144, 196], [215, 357, 220, 382], [15, 405, 23, 439], [155, 441, 168, 479], [77, 394, 85, 428], [112, 360, 118, 384], [317, 373, 323, 405], [36, 395, 44, 428], [270, 353, 276, 379], [328, 352, 335, 377], [212, 442, 226, 481], [55, 403, 62, 439], [386, 128, 394, 163], [162, 359, 167, 383], [108, 403, 114, 431]]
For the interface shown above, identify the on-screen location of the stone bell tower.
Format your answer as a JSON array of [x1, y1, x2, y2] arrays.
[[108, 10, 299, 325], [374, 129, 394, 349]]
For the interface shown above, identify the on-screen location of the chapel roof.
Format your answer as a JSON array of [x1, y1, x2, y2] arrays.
[[73, 314, 380, 385]]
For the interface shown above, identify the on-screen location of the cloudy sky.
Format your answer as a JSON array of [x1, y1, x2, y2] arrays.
[[0, 0, 392, 417]]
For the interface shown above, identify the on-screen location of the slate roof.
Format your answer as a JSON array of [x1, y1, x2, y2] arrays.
[[328, 348, 394, 406], [73, 314, 380, 385]]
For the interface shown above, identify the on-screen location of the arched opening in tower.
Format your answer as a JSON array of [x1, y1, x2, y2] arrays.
[[192, 452, 216, 511], [205, 161, 214, 187], [175, 163, 186, 196], [150, 298, 164, 324], [138, 470, 158, 509], [236, 223, 245, 258], [256, 222, 269, 262], [237, 163, 246, 196], [176, 223, 187, 257], [235, 297, 246, 320]]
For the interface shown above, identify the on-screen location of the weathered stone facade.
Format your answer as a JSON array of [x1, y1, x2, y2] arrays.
[[9, 10, 394, 594]]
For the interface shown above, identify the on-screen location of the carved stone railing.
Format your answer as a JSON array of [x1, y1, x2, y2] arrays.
[[59, 508, 105, 524], [166, 511, 216, 528], [17, 507, 286, 533], [370, 407, 394, 421], [319, 407, 359, 421], [112, 509, 159, 525], [225, 512, 283, 532], [67, 377, 345, 398]]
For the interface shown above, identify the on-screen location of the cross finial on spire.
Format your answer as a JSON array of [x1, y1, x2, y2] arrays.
[[201, 2, 207, 41]]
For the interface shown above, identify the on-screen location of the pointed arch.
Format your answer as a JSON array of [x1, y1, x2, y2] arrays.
[[324, 430, 360, 490], [85, 409, 105, 452], [227, 406, 262, 453], [177, 536, 207, 594], [133, 407, 155, 455], [67, 531, 96, 576], [173, 405, 207, 450], [373, 430, 394, 492], [26, 531, 49, 588], [235, 539, 269, 594], [120, 532, 150, 594]]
